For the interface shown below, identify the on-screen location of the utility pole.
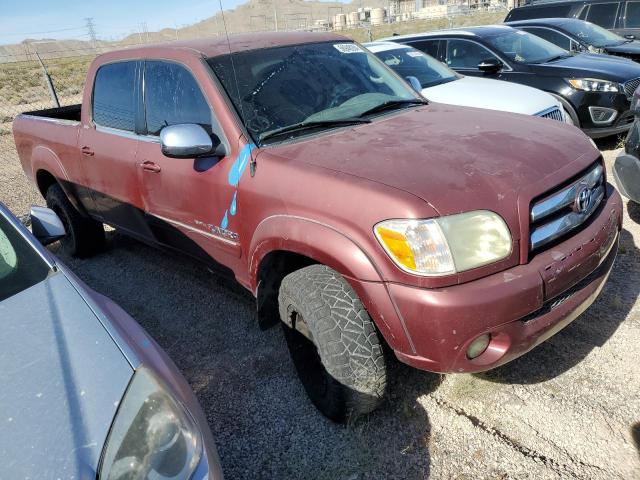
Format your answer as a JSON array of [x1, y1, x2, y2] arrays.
[[85, 17, 97, 48], [274, 6, 279, 32]]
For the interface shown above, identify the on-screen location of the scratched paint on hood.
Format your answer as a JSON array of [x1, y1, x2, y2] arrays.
[[221, 143, 256, 230]]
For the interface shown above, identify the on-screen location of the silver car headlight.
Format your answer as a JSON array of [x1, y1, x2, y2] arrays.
[[374, 211, 512, 276], [99, 367, 202, 480], [567, 78, 619, 93]]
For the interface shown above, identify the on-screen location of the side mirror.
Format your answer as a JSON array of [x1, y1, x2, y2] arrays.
[[405, 76, 422, 92], [625, 34, 636, 40], [30, 206, 65, 245], [160, 124, 226, 159], [477, 58, 503, 73]]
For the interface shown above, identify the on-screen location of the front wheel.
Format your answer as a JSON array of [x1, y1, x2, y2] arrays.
[[278, 264, 387, 422]]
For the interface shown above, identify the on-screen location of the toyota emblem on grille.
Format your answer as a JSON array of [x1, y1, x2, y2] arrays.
[[575, 184, 592, 214]]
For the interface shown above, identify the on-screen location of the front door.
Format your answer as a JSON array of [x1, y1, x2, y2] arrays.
[[136, 60, 240, 270]]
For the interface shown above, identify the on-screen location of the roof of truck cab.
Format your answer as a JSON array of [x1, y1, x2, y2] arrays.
[[102, 32, 350, 59]]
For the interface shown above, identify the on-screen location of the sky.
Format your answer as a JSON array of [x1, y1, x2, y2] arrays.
[[0, 0, 249, 45]]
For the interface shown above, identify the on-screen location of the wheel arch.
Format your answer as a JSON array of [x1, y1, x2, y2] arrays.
[[249, 215, 383, 329]]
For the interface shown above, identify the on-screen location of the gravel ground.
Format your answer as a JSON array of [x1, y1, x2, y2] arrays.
[[1, 137, 639, 479]]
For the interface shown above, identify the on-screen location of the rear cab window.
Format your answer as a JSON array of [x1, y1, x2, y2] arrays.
[[0, 213, 50, 302], [92, 61, 138, 131]]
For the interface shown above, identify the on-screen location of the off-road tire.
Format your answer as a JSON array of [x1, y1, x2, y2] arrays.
[[45, 183, 105, 257], [279, 264, 387, 422]]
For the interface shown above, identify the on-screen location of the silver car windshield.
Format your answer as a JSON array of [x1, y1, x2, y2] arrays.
[[208, 41, 420, 143], [0, 213, 50, 302]]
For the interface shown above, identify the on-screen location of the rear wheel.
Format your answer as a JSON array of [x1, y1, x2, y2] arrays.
[[45, 183, 105, 257], [278, 264, 387, 422]]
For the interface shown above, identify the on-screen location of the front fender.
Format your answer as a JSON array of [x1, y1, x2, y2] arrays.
[[248, 215, 383, 289], [248, 214, 416, 354]]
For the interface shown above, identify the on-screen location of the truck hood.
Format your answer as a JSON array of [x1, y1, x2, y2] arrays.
[[422, 76, 560, 116], [0, 272, 133, 479], [270, 103, 596, 220], [530, 52, 640, 82]]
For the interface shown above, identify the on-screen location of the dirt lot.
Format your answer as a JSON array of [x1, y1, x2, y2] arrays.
[[2, 137, 639, 479]]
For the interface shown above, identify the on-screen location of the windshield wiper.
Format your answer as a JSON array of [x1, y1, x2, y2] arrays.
[[357, 98, 428, 117], [259, 118, 371, 143], [536, 54, 571, 64]]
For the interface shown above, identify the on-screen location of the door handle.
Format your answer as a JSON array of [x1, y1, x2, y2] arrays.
[[81, 146, 94, 156], [140, 161, 161, 173]]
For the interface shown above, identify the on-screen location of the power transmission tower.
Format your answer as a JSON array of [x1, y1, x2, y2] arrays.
[[85, 17, 97, 48]]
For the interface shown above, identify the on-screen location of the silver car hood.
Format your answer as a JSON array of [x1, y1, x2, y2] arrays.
[[0, 271, 133, 479]]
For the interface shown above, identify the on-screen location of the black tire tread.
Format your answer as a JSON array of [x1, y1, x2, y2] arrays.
[[279, 264, 387, 421]]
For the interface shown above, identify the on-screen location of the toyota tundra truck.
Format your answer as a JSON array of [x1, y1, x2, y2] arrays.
[[13, 32, 622, 422]]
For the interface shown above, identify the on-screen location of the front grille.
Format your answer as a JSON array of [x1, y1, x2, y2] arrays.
[[529, 163, 605, 252], [535, 106, 564, 122], [623, 77, 640, 98]]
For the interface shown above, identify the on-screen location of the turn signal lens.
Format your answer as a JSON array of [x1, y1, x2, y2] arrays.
[[374, 219, 455, 275]]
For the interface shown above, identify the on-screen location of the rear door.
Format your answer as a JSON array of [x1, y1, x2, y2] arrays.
[[136, 60, 237, 267], [78, 60, 151, 239]]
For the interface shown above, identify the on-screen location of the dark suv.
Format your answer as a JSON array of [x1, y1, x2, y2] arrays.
[[505, 0, 640, 38], [388, 25, 640, 137]]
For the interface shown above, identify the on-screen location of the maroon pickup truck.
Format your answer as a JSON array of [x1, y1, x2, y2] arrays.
[[13, 32, 622, 422]]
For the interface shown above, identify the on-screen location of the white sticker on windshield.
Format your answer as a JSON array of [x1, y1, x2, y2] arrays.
[[333, 43, 364, 54], [406, 51, 423, 57]]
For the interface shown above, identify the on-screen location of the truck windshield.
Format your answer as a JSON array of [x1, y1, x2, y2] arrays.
[[560, 20, 627, 48], [0, 211, 50, 302], [486, 29, 570, 64], [370, 45, 459, 89], [207, 41, 420, 143]]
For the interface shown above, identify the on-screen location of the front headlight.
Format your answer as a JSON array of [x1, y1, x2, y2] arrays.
[[99, 367, 202, 480], [374, 211, 512, 276], [567, 78, 619, 92]]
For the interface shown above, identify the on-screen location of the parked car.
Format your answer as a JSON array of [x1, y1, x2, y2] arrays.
[[614, 86, 640, 201], [387, 25, 640, 137], [365, 40, 568, 122], [507, 18, 640, 62], [13, 32, 622, 422], [505, 0, 640, 38], [0, 202, 223, 479]]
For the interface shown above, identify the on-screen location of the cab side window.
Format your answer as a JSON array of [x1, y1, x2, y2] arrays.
[[445, 39, 497, 69], [519, 27, 572, 50], [407, 39, 443, 60], [626, 1, 640, 28], [144, 61, 213, 136], [92, 61, 137, 132], [586, 3, 620, 28]]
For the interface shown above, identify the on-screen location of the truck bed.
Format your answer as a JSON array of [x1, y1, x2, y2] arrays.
[[22, 104, 81, 123]]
